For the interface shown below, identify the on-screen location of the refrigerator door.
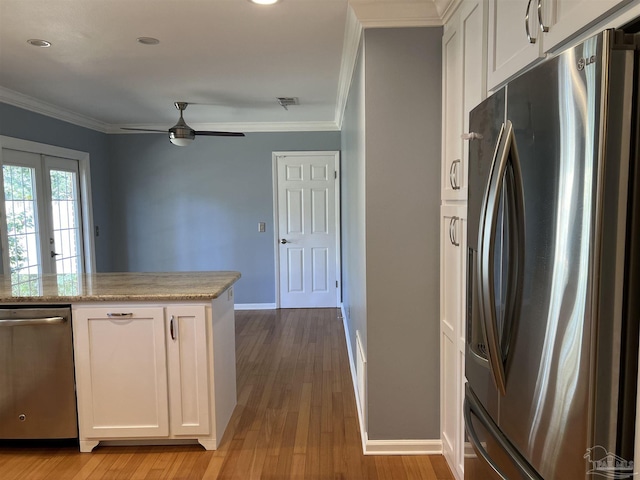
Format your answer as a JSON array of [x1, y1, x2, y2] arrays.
[[497, 31, 637, 479], [466, 88, 506, 424]]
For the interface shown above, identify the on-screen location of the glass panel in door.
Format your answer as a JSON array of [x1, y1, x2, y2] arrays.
[[2, 161, 42, 295], [45, 156, 84, 293]]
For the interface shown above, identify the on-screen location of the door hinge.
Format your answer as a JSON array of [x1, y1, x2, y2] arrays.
[[334, 171, 337, 179], [336, 280, 339, 288]]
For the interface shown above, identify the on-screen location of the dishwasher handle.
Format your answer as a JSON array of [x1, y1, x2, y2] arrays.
[[0, 316, 66, 327]]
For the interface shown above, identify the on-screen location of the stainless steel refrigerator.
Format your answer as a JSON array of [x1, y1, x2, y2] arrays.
[[465, 29, 640, 479]]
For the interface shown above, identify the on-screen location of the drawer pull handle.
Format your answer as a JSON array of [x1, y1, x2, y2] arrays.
[[106, 313, 133, 318]]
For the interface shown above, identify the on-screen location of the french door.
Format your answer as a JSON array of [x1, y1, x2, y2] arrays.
[[2, 149, 84, 294]]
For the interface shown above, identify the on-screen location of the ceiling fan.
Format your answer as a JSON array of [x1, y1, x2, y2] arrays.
[[121, 102, 245, 146]]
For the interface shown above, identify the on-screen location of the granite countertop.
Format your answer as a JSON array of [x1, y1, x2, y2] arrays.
[[0, 271, 241, 303]]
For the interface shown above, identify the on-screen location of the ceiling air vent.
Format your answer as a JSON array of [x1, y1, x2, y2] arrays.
[[277, 97, 299, 110]]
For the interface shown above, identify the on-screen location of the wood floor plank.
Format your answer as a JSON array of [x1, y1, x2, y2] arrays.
[[0, 308, 453, 480]]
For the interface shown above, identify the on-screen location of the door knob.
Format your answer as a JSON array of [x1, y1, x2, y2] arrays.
[[51, 251, 61, 258], [280, 239, 289, 244]]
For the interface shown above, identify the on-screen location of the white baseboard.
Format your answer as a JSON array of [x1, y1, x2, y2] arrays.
[[234, 303, 277, 310], [340, 303, 442, 456], [364, 438, 443, 455]]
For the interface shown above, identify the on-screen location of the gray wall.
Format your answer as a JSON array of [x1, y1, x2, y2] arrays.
[[108, 131, 340, 304], [341, 27, 442, 441], [0, 102, 113, 271]]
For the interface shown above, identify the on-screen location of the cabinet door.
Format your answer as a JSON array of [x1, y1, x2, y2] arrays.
[[461, 0, 487, 195], [73, 307, 169, 438], [542, 0, 627, 51], [165, 305, 210, 436], [442, 14, 464, 202], [487, 0, 543, 90], [440, 205, 467, 480]]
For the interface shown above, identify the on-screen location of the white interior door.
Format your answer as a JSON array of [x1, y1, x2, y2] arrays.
[[275, 152, 340, 308]]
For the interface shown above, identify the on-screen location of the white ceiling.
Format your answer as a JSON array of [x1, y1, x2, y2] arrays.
[[0, 0, 453, 133]]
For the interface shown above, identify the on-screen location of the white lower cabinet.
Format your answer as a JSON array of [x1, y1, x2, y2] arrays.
[[165, 306, 210, 436], [440, 204, 467, 480], [72, 292, 236, 452]]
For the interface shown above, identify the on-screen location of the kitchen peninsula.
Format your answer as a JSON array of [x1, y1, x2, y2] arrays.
[[0, 271, 241, 453]]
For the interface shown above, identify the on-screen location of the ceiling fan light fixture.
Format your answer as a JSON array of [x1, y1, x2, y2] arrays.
[[136, 37, 160, 45], [169, 136, 193, 147], [249, 0, 280, 5], [27, 39, 51, 48]]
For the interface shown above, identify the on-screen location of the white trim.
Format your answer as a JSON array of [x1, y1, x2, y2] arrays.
[[334, 6, 363, 130], [340, 303, 368, 452], [0, 136, 96, 274], [364, 438, 443, 455], [234, 303, 277, 310], [0, 87, 110, 133], [272, 151, 341, 309], [350, 1, 446, 28]]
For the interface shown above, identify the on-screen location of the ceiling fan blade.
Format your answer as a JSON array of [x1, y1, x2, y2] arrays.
[[195, 130, 245, 137], [121, 127, 167, 133]]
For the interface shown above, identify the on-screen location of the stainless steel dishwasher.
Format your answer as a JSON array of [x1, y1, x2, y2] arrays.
[[0, 306, 78, 439]]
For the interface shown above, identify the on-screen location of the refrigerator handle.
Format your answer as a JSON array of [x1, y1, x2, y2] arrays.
[[502, 123, 526, 362], [477, 121, 513, 395], [464, 384, 543, 480]]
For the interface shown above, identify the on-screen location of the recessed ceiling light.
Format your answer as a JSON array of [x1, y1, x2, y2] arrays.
[[27, 39, 51, 48], [136, 37, 160, 45], [249, 0, 280, 5]]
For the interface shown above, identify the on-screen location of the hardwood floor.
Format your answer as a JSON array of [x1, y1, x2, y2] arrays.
[[0, 308, 453, 479]]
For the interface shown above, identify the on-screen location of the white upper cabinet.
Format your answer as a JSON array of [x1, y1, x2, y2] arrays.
[[487, 0, 545, 90], [488, 0, 629, 90], [442, 19, 464, 201], [442, 0, 487, 202], [542, 0, 630, 51]]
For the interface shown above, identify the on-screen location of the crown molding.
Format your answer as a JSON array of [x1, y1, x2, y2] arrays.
[[111, 121, 340, 134], [0, 86, 110, 133], [437, 0, 463, 24], [334, 6, 363, 130], [349, 0, 447, 28]]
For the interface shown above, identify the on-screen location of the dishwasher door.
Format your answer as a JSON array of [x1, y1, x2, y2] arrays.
[[0, 307, 78, 439]]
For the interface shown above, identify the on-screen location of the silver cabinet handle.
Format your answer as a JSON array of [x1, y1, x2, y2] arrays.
[[107, 312, 133, 318], [0, 316, 65, 327], [449, 217, 460, 247], [537, 0, 549, 32], [449, 159, 461, 190], [461, 132, 483, 141], [525, 0, 537, 44], [170, 315, 176, 340]]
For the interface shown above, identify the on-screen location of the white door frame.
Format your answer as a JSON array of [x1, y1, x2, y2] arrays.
[[0, 136, 96, 274], [272, 151, 341, 309]]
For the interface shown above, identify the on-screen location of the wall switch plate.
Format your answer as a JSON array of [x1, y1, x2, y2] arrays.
[[258, 222, 266, 233]]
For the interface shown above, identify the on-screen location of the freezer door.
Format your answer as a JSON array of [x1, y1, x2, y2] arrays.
[[464, 384, 542, 480]]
